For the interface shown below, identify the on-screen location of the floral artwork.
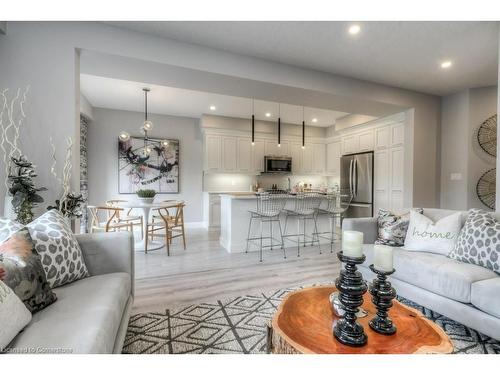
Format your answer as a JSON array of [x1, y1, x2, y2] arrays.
[[118, 136, 179, 193]]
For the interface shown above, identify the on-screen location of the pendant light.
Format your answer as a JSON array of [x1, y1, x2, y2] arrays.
[[251, 98, 255, 146], [277, 103, 281, 147], [302, 106, 306, 149], [142, 88, 154, 134]]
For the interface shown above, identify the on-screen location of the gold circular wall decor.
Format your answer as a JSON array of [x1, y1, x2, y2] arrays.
[[476, 168, 496, 210], [477, 114, 497, 157]]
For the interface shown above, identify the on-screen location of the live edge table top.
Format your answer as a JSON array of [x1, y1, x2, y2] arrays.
[[269, 286, 454, 354]]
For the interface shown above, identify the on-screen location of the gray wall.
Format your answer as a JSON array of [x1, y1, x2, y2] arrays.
[[440, 86, 497, 210], [0, 21, 442, 214], [88, 108, 203, 223]]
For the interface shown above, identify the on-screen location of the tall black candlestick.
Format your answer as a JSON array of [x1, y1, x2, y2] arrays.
[[369, 264, 397, 335], [333, 251, 368, 347]]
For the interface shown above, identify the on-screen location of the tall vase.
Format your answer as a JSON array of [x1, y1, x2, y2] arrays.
[[3, 195, 15, 220]]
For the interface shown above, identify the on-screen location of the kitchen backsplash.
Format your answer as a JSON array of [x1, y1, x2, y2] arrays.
[[204, 173, 337, 192]]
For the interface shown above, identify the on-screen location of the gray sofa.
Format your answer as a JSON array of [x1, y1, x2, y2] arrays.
[[8, 232, 134, 354], [343, 208, 500, 341]]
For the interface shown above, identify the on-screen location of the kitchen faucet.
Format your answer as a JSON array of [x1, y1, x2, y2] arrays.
[[287, 177, 291, 191]]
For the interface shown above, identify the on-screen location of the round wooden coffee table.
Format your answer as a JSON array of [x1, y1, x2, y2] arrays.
[[268, 286, 453, 354]]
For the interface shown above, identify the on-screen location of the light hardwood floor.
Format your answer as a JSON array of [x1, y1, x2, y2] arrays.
[[133, 227, 342, 313]]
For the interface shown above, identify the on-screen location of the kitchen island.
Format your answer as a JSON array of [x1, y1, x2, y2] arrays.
[[219, 193, 338, 253]]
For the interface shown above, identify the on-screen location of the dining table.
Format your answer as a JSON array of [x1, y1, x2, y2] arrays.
[[117, 200, 182, 252]]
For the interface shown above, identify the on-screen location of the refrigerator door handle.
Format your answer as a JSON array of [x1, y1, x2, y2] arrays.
[[349, 159, 353, 196], [354, 158, 358, 197]]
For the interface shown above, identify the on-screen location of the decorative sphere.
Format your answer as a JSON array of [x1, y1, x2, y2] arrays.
[[118, 131, 130, 141], [143, 120, 153, 131], [161, 140, 169, 147]]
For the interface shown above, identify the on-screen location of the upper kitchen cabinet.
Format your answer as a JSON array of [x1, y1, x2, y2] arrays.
[[222, 137, 238, 172], [312, 143, 326, 173], [237, 137, 252, 172], [358, 130, 374, 152], [301, 145, 313, 174], [326, 140, 341, 175], [341, 130, 374, 155], [391, 123, 405, 147], [204, 135, 222, 172], [252, 139, 265, 173], [342, 135, 358, 155], [375, 127, 391, 150], [265, 140, 289, 157], [289, 142, 303, 174]]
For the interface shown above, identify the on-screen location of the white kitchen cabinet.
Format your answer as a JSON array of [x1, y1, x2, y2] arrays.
[[391, 123, 405, 147], [390, 146, 404, 209], [312, 143, 326, 174], [237, 137, 252, 172], [302, 145, 313, 174], [374, 150, 390, 213], [205, 135, 221, 172], [358, 130, 374, 152], [342, 135, 358, 155], [209, 194, 221, 228], [375, 127, 390, 150], [222, 137, 237, 172], [326, 140, 341, 175], [265, 140, 289, 157], [289, 142, 303, 174], [252, 140, 265, 173]]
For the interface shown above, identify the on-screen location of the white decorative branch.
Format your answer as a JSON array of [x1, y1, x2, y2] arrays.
[[59, 137, 73, 212], [0, 86, 29, 190]]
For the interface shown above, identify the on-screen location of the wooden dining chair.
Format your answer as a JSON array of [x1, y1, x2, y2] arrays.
[[145, 202, 186, 255], [88, 206, 133, 233], [106, 199, 144, 238]]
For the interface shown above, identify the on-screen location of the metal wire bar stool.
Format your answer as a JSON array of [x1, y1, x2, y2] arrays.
[[245, 192, 287, 262], [314, 189, 354, 253], [282, 192, 322, 257]]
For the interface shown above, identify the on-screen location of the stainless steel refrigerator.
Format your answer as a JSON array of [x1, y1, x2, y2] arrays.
[[340, 151, 374, 218]]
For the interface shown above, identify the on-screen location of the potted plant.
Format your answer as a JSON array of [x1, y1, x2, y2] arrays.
[[136, 189, 156, 204], [8, 155, 47, 224]]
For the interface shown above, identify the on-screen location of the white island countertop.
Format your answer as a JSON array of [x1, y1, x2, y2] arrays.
[[219, 193, 335, 253]]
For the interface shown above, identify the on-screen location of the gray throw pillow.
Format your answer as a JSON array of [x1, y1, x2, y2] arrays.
[[26, 210, 89, 288], [375, 208, 423, 246], [449, 209, 500, 274]]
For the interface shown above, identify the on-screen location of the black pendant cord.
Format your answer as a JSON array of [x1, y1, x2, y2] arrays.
[[277, 103, 281, 146], [302, 120, 305, 148], [251, 98, 255, 144]]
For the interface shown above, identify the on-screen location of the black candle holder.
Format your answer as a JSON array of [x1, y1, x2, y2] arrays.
[[333, 251, 368, 347], [368, 264, 397, 335]]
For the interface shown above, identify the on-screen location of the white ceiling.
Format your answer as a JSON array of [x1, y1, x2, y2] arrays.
[[80, 74, 350, 126], [104, 21, 499, 96]]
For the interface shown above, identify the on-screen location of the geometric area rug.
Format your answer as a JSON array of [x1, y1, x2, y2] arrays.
[[123, 287, 500, 354]]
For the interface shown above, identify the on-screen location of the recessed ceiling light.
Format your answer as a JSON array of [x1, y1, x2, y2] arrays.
[[348, 24, 361, 35], [265, 112, 271, 117], [440, 61, 453, 69], [209, 105, 216, 111], [312, 118, 318, 123]]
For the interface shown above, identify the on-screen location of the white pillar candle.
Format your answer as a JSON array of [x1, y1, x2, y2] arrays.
[[373, 245, 394, 272], [342, 230, 364, 257]]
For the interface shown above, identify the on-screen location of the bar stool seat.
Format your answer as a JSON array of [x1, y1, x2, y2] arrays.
[[246, 193, 287, 262]]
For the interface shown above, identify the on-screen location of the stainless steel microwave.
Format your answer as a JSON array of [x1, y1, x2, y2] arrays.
[[264, 156, 292, 173]]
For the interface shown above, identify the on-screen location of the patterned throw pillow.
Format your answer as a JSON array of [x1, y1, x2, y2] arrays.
[[0, 280, 32, 348], [375, 208, 423, 246], [0, 228, 57, 313], [449, 209, 500, 274], [26, 210, 89, 288]]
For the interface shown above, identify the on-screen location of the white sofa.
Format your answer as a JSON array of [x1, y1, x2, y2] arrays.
[[342, 208, 500, 341], [7, 232, 134, 354]]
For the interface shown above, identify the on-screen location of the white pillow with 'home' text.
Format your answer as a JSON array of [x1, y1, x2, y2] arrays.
[[404, 210, 462, 256]]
